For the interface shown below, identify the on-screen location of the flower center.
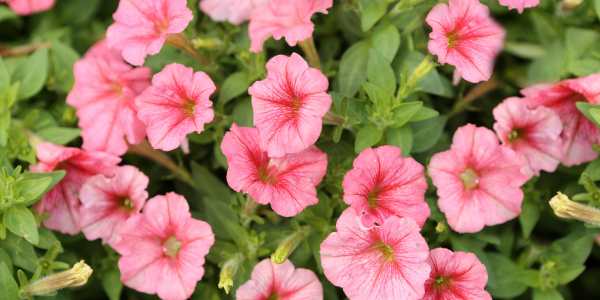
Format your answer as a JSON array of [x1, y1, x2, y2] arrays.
[[460, 168, 479, 190], [434, 275, 452, 290], [163, 236, 182, 258], [258, 165, 277, 184], [367, 188, 381, 208], [182, 99, 196, 117], [120, 197, 134, 211], [267, 293, 279, 300], [290, 96, 303, 112], [373, 241, 394, 262], [447, 31, 459, 49], [110, 82, 123, 95], [508, 128, 523, 142]]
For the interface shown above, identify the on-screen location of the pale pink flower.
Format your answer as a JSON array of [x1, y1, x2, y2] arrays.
[[428, 124, 529, 233], [498, 0, 539, 13], [522, 74, 600, 166], [113, 192, 214, 300], [31, 143, 120, 235], [3, 0, 54, 15], [236, 259, 323, 300], [342, 146, 429, 228], [199, 0, 267, 25], [320, 208, 431, 300], [106, 0, 193, 66], [248, 53, 332, 157], [493, 98, 563, 177], [248, 0, 332, 52], [426, 0, 505, 83], [423, 248, 491, 300], [67, 40, 151, 156], [221, 124, 327, 217], [136, 63, 215, 151], [79, 165, 149, 246]]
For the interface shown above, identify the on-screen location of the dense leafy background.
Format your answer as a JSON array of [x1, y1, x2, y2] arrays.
[[2, 0, 600, 299]]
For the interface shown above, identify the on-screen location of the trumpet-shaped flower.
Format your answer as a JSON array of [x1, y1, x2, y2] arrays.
[[136, 63, 215, 151], [498, 0, 539, 13], [221, 124, 327, 217], [320, 208, 431, 300], [114, 192, 214, 300], [428, 124, 529, 233], [248, 53, 331, 157], [236, 259, 323, 300], [426, 0, 505, 83], [106, 0, 193, 66], [199, 0, 267, 25], [3, 0, 54, 15]]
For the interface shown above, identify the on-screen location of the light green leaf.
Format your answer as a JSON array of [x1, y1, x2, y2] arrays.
[[372, 24, 400, 62], [533, 289, 563, 300], [0, 233, 38, 272], [359, 0, 388, 32], [410, 106, 439, 122], [336, 41, 370, 97], [16, 171, 64, 205], [386, 126, 412, 155], [4, 206, 39, 245], [0, 6, 17, 23], [355, 125, 383, 153], [49, 41, 79, 93], [0, 262, 18, 300], [0, 58, 9, 91], [36, 127, 80, 145], [367, 49, 396, 96], [219, 72, 252, 106], [391, 101, 422, 128], [12, 48, 49, 100]]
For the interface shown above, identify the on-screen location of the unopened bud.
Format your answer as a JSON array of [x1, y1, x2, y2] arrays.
[[218, 253, 244, 294], [561, 0, 583, 10], [271, 227, 310, 264], [22, 261, 92, 297], [549, 192, 600, 226]]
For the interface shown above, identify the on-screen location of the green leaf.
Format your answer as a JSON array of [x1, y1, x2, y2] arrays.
[[527, 42, 566, 84], [411, 116, 447, 153], [410, 106, 439, 122], [0, 233, 38, 272], [0, 6, 17, 23], [546, 228, 595, 266], [396, 51, 453, 98], [367, 49, 396, 96], [36, 127, 80, 145], [386, 126, 412, 155], [0, 262, 18, 300], [12, 48, 49, 100], [576, 102, 600, 129], [556, 264, 585, 285], [355, 125, 383, 153], [0, 58, 9, 91], [336, 41, 370, 97], [48, 41, 79, 93], [101, 268, 122, 300], [533, 289, 563, 300], [519, 196, 540, 239], [565, 28, 599, 62], [371, 24, 400, 62], [219, 72, 252, 106], [232, 99, 253, 127], [486, 253, 529, 298], [16, 171, 65, 205], [391, 101, 422, 128], [359, 0, 388, 32], [595, 0, 600, 21], [3, 206, 39, 245]]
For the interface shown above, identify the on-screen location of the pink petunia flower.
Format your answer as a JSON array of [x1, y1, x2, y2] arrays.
[[67, 40, 151, 156], [236, 259, 323, 300], [425, 0, 505, 83], [220, 124, 327, 217], [342, 146, 430, 228], [136, 63, 215, 151], [248, 0, 332, 52], [106, 0, 194, 66], [498, 0, 539, 13], [31, 143, 120, 235], [493, 98, 563, 177], [320, 208, 431, 300], [113, 192, 215, 300], [522, 74, 600, 166], [423, 248, 491, 300], [199, 0, 267, 25], [79, 165, 149, 246], [3, 0, 54, 15], [428, 124, 529, 233], [248, 53, 332, 157]]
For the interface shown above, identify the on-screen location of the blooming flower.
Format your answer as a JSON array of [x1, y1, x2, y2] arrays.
[[136, 63, 215, 151], [106, 0, 193, 66], [67, 40, 151, 156], [79, 165, 149, 246], [248, 53, 332, 157], [236, 259, 323, 300], [423, 248, 491, 300], [221, 124, 327, 217], [248, 0, 332, 52], [199, 0, 267, 25], [428, 124, 529, 233], [493, 98, 563, 177], [425, 0, 505, 83], [342, 146, 429, 228], [31, 143, 120, 235], [498, 0, 539, 13], [3, 0, 54, 15], [522, 74, 600, 166], [113, 192, 214, 300], [320, 208, 431, 300]]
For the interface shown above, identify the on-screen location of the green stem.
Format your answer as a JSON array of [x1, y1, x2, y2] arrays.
[[298, 37, 321, 69], [166, 33, 210, 66], [128, 140, 194, 187]]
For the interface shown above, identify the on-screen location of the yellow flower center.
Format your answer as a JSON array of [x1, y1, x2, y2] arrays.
[[373, 241, 395, 262], [447, 31, 459, 49], [460, 168, 479, 190], [183, 100, 196, 118], [163, 236, 182, 258]]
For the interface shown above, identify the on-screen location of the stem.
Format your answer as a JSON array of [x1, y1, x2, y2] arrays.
[[323, 111, 346, 126], [298, 37, 321, 69], [0, 42, 51, 57], [166, 33, 210, 66], [128, 140, 194, 187], [448, 78, 499, 117]]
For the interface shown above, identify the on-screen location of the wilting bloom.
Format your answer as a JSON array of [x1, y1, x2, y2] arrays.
[[199, 0, 267, 24], [549, 192, 600, 226], [236, 259, 323, 300], [248, 53, 332, 157], [31, 143, 120, 235], [522, 74, 600, 166], [248, 0, 332, 52], [67, 40, 151, 156], [221, 124, 327, 217], [423, 248, 491, 300], [426, 0, 505, 83], [493, 98, 563, 176], [114, 193, 214, 300], [320, 209, 431, 300], [79, 165, 149, 246], [343, 146, 429, 228], [428, 124, 529, 233], [498, 0, 539, 13], [136, 63, 215, 151], [21, 261, 93, 297], [3, 0, 54, 15], [106, 0, 193, 66]]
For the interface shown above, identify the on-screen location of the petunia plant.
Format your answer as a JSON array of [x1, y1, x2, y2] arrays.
[[2, 0, 600, 299]]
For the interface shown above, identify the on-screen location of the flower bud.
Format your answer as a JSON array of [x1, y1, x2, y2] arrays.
[[549, 192, 600, 226], [271, 226, 310, 264], [22, 261, 92, 297], [218, 253, 244, 294]]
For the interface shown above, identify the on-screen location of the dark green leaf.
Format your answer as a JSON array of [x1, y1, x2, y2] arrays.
[[336, 41, 370, 97], [355, 125, 383, 153], [219, 72, 252, 105], [49, 41, 79, 93], [486, 253, 528, 298], [12, 48, 49, 101], [386, 126, 412, 155], [101, 268, 122, 300], [519, 197, 540, 239], [411, 116, 447, 153]]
